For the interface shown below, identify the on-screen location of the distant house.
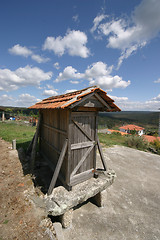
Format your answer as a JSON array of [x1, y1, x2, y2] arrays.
[[143, 135, 160, 143], [119, 124, 144, 136], [107, 129, 128, 136]]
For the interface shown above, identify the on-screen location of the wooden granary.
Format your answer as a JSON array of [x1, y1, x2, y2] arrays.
[[29, 86, 120, 194]]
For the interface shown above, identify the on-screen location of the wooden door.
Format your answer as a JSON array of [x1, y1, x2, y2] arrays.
[[69, 112, 97, 186]]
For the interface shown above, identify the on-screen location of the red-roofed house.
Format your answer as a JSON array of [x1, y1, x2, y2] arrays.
[[143, 135, 160, 143], [107, 129, 128, 136], [119, 124, 145, 136]]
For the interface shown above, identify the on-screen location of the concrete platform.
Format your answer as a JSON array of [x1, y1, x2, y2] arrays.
[[44, 170, 115, 217]]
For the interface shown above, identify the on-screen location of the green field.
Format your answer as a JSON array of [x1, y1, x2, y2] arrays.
[[0, 122, 35, 151], [98, 132, 127, 147]]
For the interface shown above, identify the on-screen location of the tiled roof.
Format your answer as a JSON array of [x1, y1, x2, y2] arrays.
[[143, 135, 160, 143], [29, 86, 120, 111], [119, 124, 144, 131], [107, 129, 128, 135]]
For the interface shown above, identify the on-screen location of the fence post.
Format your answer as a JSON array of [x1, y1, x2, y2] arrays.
[[12, 139, 16, 150]]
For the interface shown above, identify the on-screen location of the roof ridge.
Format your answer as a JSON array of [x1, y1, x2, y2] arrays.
[[42, 86, 98, 101]]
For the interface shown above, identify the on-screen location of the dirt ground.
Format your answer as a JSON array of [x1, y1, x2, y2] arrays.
[[0, 138, 50, 240], [1, 138, 160, 240]]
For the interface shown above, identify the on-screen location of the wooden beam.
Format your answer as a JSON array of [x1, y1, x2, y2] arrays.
[[71, 141, 95, 150], [69, 92, 95, 109], [47, 138, 68, 195], [42, 123, 67, 135], [94, 92, 112, 110], [30, 115, 41, 172], [40, 151, 72, 191], [70, 144, 94, 177], [72, 119, 93, 141], [70, 168, 94, 186], [97, 137, 107, 171], [26, 133, 35, 156]]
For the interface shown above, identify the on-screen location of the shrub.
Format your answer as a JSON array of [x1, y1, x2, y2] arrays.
[[151, 140, 160, 154], [111, 132, 122, 136], [125, 135, 149, 151]]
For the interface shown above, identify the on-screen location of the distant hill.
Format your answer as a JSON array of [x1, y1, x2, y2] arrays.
[[98, 111, 159, 133]]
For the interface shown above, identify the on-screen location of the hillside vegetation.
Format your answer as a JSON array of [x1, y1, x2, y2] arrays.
[[98, 111, 159, 135]]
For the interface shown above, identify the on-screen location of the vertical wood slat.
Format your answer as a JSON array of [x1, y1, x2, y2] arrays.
[[94, 113, 98, 170], [97, 137, 107, 171], [47, 138, 68, 195], [72, 119, 93, 141], [70, 144, 95, 177], [30, 114, 41, 172]]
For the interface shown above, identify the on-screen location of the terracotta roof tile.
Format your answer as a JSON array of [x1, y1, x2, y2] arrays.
[[143, 135, 160, 143], [119, 124, 144, 131], [29, 86, 120, 112]]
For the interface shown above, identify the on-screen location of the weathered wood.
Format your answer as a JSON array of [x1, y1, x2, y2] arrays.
[[72, 119, 93, 141], [30, 115, 41, 172], [40, 151, 72, 191], [42, 123, 67, 135], [94, 114, 98, 170], [71, 144, 95, 177], [66, 110, 71, 185], [71, 112, 96, 117], [41, 136, 61, 155], [97, 137, 107, 171], [79, 95, 104, 108], [71, 141, 95, 150], [26, 133, 35, 155], [69, 92, 95, 109], [70, 168, 94, 186], [94, 92, 112, 110], [77, 107, 102, 112], [48, 138, 68, 195]]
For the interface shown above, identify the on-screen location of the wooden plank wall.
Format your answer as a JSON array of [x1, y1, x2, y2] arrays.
[[69, 112, 96, 180], [40, 109, 69, 181]]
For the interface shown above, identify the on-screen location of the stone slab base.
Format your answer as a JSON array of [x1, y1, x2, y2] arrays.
[[45, 170, 115, 218]]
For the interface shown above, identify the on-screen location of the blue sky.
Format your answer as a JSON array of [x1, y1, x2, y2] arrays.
[[0, 0, 160, 110]]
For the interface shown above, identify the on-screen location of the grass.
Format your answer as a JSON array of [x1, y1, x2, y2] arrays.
[[98, 132, 127, 147], [0, 121, 36, 151]]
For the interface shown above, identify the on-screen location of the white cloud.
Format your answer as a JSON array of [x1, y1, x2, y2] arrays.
[[31, 54, 50, 63], [9, 44, 50, 63], [65, 89, 77, 94], [154, 78, 160, 83], [54, 61, 130, 90], [42, 89, 58, 96], [108, 94, 160, 111], [16, 93, 41, 106], [0, 94, 13, 106], [108, 95, 128, 102], [72, 15, 79, 23], [150, 94, 160, 101], [0, 93, 40, 107], [8, 44, 32, 57], [53, 62, 60, 69], [55, 66, 83, 82], [0, 65, 52, 91], [43, 30, 90, 58], [92, 0, 160, 67], [90, 14, 108, 33], [70, 80, 79, 84]]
